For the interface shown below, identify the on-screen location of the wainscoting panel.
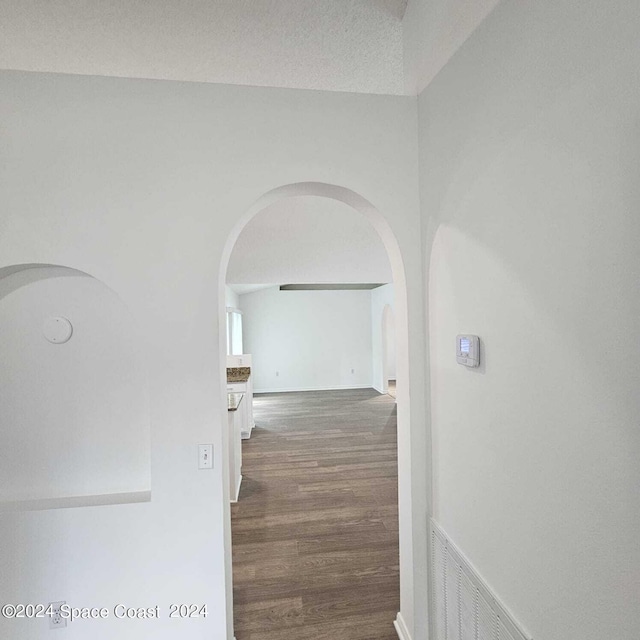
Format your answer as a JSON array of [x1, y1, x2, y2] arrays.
[[430, 520, 532, 640]]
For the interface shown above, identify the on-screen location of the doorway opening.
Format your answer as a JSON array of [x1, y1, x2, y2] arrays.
[[218, 182, 419, 640], [382, 303, 396, 400]]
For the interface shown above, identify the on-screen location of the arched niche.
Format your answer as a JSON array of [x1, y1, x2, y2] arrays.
[[0, 264, 150, 511]]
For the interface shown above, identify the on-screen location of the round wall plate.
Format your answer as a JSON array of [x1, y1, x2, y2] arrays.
[[43, 316, 73, 344]]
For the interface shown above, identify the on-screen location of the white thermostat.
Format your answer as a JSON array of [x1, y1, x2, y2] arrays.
[[456, 335, 480, 367]]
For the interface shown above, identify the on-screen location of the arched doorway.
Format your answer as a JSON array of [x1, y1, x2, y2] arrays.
[[217, 182, 424, 640]]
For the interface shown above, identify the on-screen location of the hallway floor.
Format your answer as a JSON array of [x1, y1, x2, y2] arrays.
[[231, 388, 400, 640], [387, 380, 396, 399]]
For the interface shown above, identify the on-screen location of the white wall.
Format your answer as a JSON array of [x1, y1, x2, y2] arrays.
[[385, 309, 396, 380], [224, 285, 240, 309], [402, 0, 500, 94], [227, 195, 392, 284], [0, 70, 426, 640], [371, 283, 395, 393], [421, 1, 640, 639], [240, 286, 373, 392]]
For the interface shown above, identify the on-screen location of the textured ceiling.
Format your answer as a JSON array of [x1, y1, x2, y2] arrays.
[[0, 0, 408, 94], [227, 196, 393, 284]]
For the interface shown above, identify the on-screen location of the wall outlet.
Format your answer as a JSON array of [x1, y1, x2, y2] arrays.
[[49, 601, 66, 630], [275, 371, 279, 376], [351, 368, 355, 374]]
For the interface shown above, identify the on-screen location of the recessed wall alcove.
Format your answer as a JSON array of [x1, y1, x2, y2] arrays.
[[0, 264, 150, 511]]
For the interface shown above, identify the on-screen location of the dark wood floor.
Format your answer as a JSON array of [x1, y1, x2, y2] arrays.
[[231, 388, 400, 640]]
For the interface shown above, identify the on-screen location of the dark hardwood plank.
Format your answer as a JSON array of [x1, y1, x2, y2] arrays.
[[232, 389, 399, 639]]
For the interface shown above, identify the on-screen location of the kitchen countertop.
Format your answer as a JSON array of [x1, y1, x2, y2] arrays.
[[227, 367, 251, 383], [227, 392, 244, 411]]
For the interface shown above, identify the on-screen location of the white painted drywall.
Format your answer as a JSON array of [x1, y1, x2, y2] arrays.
[[227, 196, 393, 284], [385, 308, 396, 381], [240, 286, 373, 392], [225, 285, 240, 310], [0, 265, 150, 509], [371, 283, 395, 393], [421, 1, 640, 638], [0, 71, 426, 640], [402, 0, 500, 94]]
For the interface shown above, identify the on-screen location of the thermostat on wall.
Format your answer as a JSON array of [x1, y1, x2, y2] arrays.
[[456, 335, 480, 367]]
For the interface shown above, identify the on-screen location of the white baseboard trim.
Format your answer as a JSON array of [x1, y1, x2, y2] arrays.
[[393, 612, 412, 640], [230, 475, 242, 503], [241, 422, 256, 440], [372, 384, 385, 394], [254, 384, 373, 394]]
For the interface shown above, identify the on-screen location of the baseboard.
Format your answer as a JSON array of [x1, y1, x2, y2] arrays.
[[241, 422, 256, 440], [230, 475, 242, 503], [394, 612, 412, 640], [253, 384, 373, 394], [373, 384, 386, 394]]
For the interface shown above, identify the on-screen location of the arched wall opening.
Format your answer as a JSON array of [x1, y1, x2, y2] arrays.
[[218, 182, 421, 639], [0, 263, 151, 512]]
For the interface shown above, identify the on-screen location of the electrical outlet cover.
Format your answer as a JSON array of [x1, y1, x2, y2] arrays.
[[49, 601, 67, 630]]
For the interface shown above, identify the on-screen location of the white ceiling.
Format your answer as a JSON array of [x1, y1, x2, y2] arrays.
[[0, 0, 408, 95], [227, 196, 393, 285], [229, 284, 278, 296]]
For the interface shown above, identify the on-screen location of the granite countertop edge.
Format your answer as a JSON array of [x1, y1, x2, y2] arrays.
[[227, 366, 251, 383]]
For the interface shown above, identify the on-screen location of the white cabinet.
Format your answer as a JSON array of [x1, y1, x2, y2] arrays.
[[243, 373, 254, 437], [225, 355, 254, 504], [227, 382, 249, 438], [227, 393, 244, 503], [226, 354, 255, 439]]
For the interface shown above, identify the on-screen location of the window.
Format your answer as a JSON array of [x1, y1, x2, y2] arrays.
[[226, 308, 243, 355]]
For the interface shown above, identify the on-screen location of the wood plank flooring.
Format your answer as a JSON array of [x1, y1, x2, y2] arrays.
[[231, 389, 399, 640], [387, 380, 397, 399]]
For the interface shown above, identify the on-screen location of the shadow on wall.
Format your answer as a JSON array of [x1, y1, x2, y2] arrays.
[[0, 264, 150, 511]]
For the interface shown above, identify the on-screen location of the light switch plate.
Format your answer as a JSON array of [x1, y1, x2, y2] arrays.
[[199, 444, 213, 469]]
